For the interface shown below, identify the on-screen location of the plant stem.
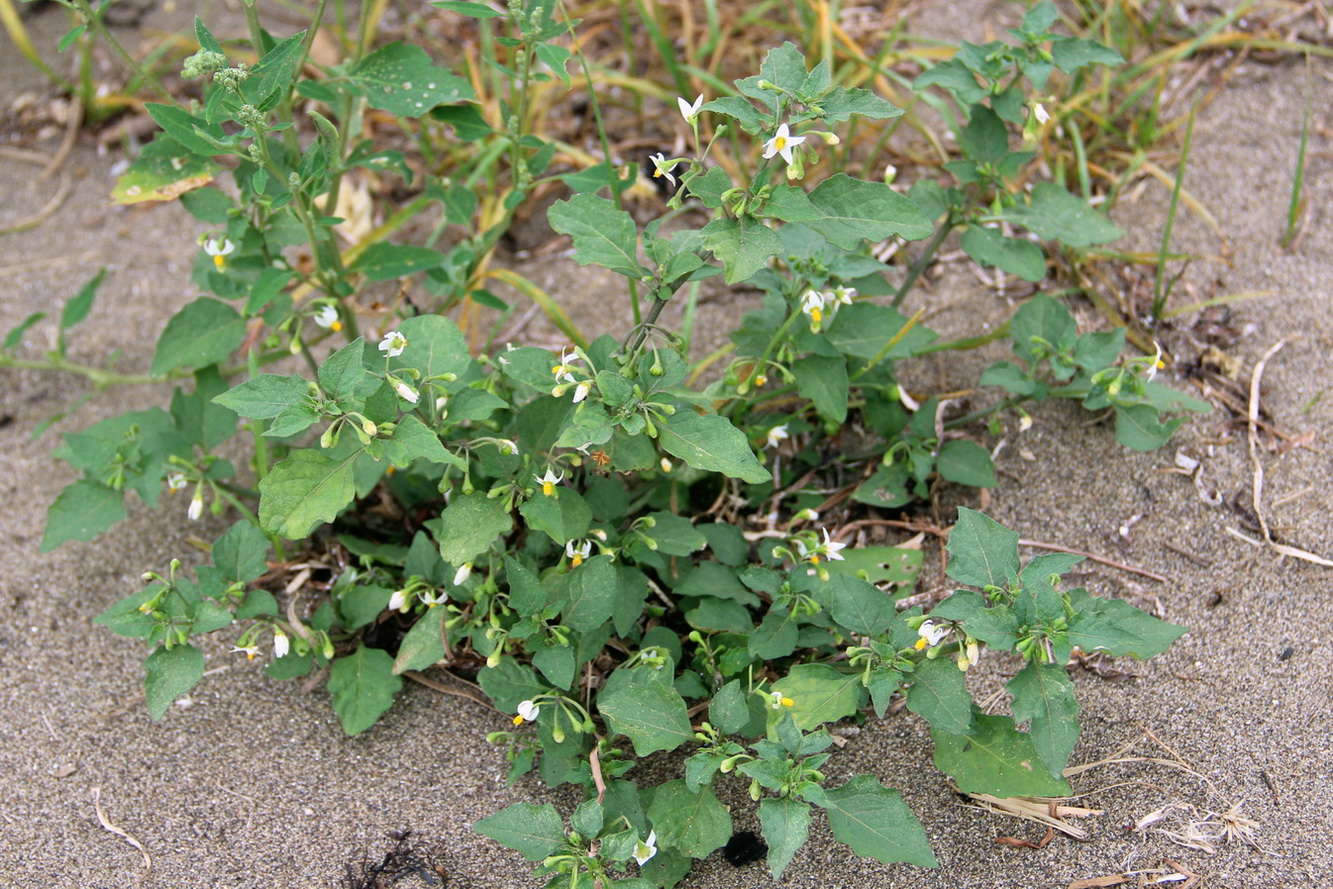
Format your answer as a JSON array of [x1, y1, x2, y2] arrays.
[[70, 0, 173, 102], [892, 216, 954, 308]]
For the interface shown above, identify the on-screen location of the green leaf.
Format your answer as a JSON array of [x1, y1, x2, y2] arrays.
[[1051, 37, 1124, 73], [821, 775, 937, 867], [639, 511, 707, 556], [213, 373, 309, 419], [749, 608, 800, 659], [145, 103, 230, 156], [477, 659, 546, 713], [1066, 589, 1187, 658], [816, 86, 903, 123], [41, 480, 125, 552], [504, 556, 548, 617], [772, 664, 865, 731], [1114, 404, 1186, 451], [354, 244, 446, 281], [759, 798, 811, 880], [656, 410, 768, 484], [930, 591, 1019, 649], [959, 105, 1009, 163], [946, 508, 1019, 589], [328, 645, 402, 735], [904, 656, 972, 734], [709, 679, 750, 735], [391, 604, 445, 674], [111, 137, 219, 205], [392, 313, 473, 382], [430, 492, 513, 565], [151, 298, 245, 376], [758, 42, 808, 95], [548, 194, 649, 279], [598, 666, 694, 756], [1008, 663, 1080, 779], [913, 59, 989, 105], [144, 644, 205, 721], [210, 520, 270, 583], [960, 225, 1046, 282], [258, 449, 359, 539], [936, 439, 996, 488], [348, 42, 474, 117], [337, 584, 394, 630], [60, 269, 105, 332], [700, 217, 784, 284], [825, 302, 937, 360], [1002, 182, 1123, 248], [383, 414, 465, 470], [804, 174, 932, 249], [521, 490, 593, 545], [824, 574, 896, 636], [3, 311, 45, 351], [646, 780, 733, 859], [931, 709, 1073, 797], [558, 555, 618, 633], [792, 354, 849, 423], [318, 338, 377, 406], [475, 803, 566, 861]]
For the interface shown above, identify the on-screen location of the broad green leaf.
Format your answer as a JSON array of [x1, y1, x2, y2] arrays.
[[1066, 589, 1187, 658], [477, 659, 546, 713], [337, 584, 394, 630], [548, 194, 648, 279], [824, 544, 923, 589], [700, 217, 783, 284], [930, 591, 1019, 650], [961, 225, 1045, 282], [685, 163, 737, 206], [936, 439, 996, 488], [759, 798, 811, 880], [598, 666, 693, 756], [639, 511, 707, 556], [558, 555, 617, 633], [748, 608, 799, 659], [59, 269, 104, 331], [825, 302, 937, 360], [383, 414, 465, 470], [391, 313, 472, 382], [931, 710, 1072, 797], [1011, 293, 1077, 362], [348, 43, 474, 117], [111, 138, 218, 204], [1002, 182, 1122, 248], [771, 664, 865, 731], [145, 103, 229, 156], [41, 480, 125, 552], [429, 492, 513, 565], [318, 338, 378, 406], [1051, 36, 1124, 73], [391, 604, 446, 674], [656, 410, 768, 484], [151, 298, 245, 376], [946, 508, 1019, 589], [504, 556, 548, 616], [520, 489, 592, 544], [350, 243, 446, 280], [912, 58, 989, 105], [805, 174, 932, 249], [824, 574, 896, 636], [817, 86, 902, 122], [3, 311, 45, 351], [474, 803, 565, 861], [144, 644, 205, 721], [792, 354, 849, 423], [1008, 662, 1080, 778], [1114, 404, 1186, 451], [328, 644, 402, 735], [646, 780, 732, 859], [210, 520, 270, 583], [959, 105, 1008, 163], [758, 42, 808, 95], [532, 641, 575, 690], [709, 679, 750, 735], [264, 401, 321, 439], [904, 656, 972, 734], [821, 775, 937, 867], [258, 449, 360, 539], [213, 373, 309, 419]]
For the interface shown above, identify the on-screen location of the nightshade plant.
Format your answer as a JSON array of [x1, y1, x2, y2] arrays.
[[7, 2, 1200, 885]]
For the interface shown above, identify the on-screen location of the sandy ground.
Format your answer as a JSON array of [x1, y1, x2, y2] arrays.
[[1, 3, 1330, 888]]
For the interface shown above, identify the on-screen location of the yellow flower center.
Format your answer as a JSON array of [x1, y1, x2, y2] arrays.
[[213, 254, 227, 270], [512, 714, 524, 726], [914, 637, 928, 651], [780, 697, 794, 708], [571, 553, 583, 568], [331, 320, 343, 332], [653, 168, 664, 178], [542, 481, 555, 496], [775, 136, 787, 150], [810, 307, 822, 323]]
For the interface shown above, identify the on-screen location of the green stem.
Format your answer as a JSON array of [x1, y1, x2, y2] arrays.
[[892, 216, 954, 308], [942, 395, 1032, 430], [70, 0, 173, 102], [912, 319, 1012, 355]]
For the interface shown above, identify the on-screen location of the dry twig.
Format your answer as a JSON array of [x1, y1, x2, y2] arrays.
[[92, 787, 151, 881]]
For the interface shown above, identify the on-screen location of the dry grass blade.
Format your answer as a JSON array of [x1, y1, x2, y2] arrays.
[[92, 786, 151, 881], [959, 787, 1103, 840], [1241, 336, 1333, 567]]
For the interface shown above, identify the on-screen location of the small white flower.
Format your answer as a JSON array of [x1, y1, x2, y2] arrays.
[[378, 330, 407, 358], [313, 304, 342, 331], [958, 639, 982, 672], [535, 468, 564, 496], [230, 643, 260, 660], [830, 285, 856, 306], [1033, 102, 1051, 125], [768, 691, 795, 710], [678, 94, 703, 124], [187, 490, 205, 521], [884, 164, 898, 184], [763, 123, 807, 166], [633, 830, 658, 866], [273, 628, 290, 659], [202, 236, 235, 270], [565, 538, 592, 567], [1018, 413, 1033, 433], [551, 348, 581, 383], [915, 619, 950, 651], [391, 378, 419, 404], [513, 699, 540, 725], [435, 394, 449, 413], [818, 528, 846, 562], [572, 380, 592, 403], [499, 439, 519, 455], [1144, 342, 1164, 382], [765, 424, 790, 450], [800, 289, 827, 331], [389, 588, 411, 612], [453, 562, 473, 587], [165, 471, 187, 494], [649, 152, 678, 187], [660, 457, 672, 473]]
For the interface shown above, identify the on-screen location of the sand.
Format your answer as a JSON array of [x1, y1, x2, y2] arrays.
[[1, 3, 1329, 887]]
